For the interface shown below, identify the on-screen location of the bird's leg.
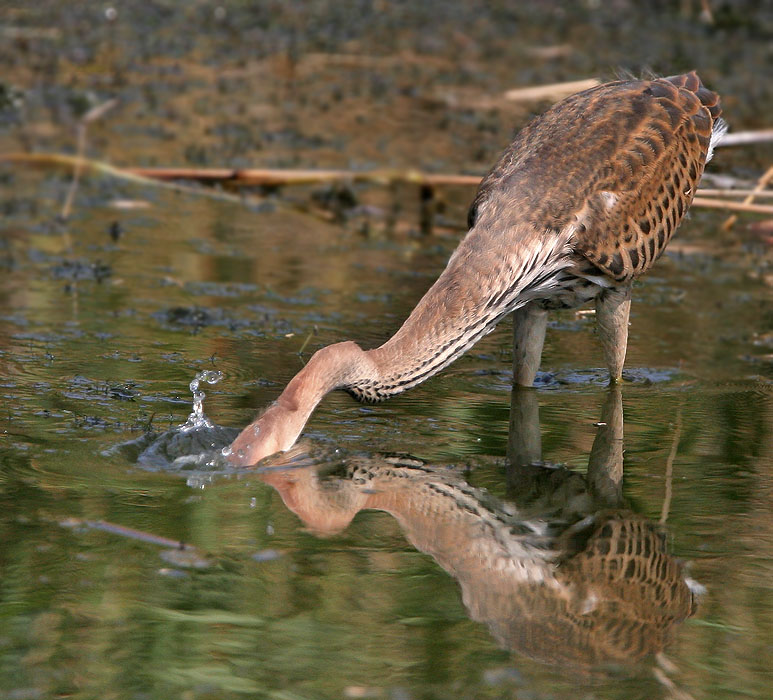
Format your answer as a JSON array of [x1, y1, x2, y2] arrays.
[[595, 284, 632, 383], [507, 384, 542, 472], [512, 302, 548, 387]]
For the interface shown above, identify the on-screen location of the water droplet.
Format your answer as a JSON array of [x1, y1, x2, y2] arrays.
[[202, 370, 223, 385], [221, 445, 232, 457], [181, 370, 221, 431], [249, 497, 257, 509]]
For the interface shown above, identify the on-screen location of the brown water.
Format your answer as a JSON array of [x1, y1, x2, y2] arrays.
[[1, 3, 772, 699]]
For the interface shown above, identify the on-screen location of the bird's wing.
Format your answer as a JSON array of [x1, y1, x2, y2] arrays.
[[468, 72, 722, 282]]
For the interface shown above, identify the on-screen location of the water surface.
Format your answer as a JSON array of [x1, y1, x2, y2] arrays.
[[1, 3, 772, 699]]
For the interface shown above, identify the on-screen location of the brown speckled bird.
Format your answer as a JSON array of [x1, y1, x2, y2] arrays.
[[228, 71, 724, 466]]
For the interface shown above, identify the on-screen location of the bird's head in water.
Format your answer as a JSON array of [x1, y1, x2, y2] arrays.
[[227, 342, 369, 466]]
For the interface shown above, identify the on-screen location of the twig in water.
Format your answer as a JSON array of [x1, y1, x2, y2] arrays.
[[660, 407, 683, 525], [696, 188, 773, 199], [126, 166, 481, 188], [700, 0, 715, 24], [60, 99, 118, 222], [61, 517, 190, 549], [297, 325, 319, 358], [1, 152, 270, 208], [653, 657, 697, 700], [692, 196, 773, 216], [721, 165, 773, 231], [716, 129, 773, 148], [59, 516, 215, 569]]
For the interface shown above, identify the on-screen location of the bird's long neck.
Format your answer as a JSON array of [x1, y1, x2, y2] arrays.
[[228, 340, 372, 465], [228, 225, 573, 465], [351, 225, 574, 401]]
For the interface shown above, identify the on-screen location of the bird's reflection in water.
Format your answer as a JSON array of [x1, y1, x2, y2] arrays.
[[258, 386, 699, 672]]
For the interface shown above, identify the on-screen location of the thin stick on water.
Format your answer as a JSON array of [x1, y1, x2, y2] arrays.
[[297, 325, 319, 359], [60, 517, 192, 549], [127, 165, 481, 188], [699, 0, 715, 24], [1, 152, 270, 208], [692, 196, 773, 216], [55, 101, 115, 320], [653, 658, 697, 700], [696, 188, 773, 199], [660, 407, 683, 525], [503, 78, 601, 102]]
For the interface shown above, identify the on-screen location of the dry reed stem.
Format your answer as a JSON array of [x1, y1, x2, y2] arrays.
[[61, 517, 191, 550], [716, 129, 773, 147], [696, 188, 773, 199], [721, 165, 773, 230], [5, 152, 773, 216], [660, 407, 683, 525], [503, 78, 600, 102], [1, 152, 266, 207], [129, 166, 482, 187], [692, 196, 773, 215]]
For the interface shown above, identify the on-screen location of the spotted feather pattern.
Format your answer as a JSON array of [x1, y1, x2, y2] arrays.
[[469, 71, 722, 281]]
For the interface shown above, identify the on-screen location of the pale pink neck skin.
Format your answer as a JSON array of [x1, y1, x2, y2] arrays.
[[226, 261, 487, 467], [227, 341, 373, 466]]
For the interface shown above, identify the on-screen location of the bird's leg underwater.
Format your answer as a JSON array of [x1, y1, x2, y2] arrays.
[[506, 383, 542, 474], [512, 301, 548, 387], [595, 284, 632, 383]]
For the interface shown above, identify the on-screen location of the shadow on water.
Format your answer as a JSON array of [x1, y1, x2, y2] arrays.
[[244, 386, 701, 679]]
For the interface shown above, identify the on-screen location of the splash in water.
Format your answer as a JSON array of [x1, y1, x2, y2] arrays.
[[104, 368, 238, 472], [181, 369, 223, 431]]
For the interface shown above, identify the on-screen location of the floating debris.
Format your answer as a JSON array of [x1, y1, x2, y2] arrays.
[[51, 258, 112, 283], [251, 548, 282, 563], [159, 547, 213, 569]]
